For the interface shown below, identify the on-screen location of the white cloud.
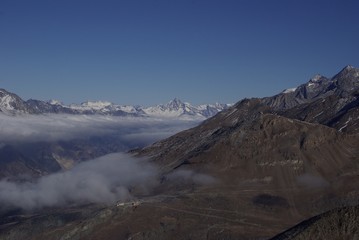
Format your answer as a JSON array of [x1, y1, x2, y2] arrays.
[[0, 153, 216, 210], [0, 113, 200, 146], [0, 153, 158, 210], [0, 113, 215, 210]]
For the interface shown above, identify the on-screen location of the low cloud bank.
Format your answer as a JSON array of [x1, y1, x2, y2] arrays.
[[0, 153, 158, 210], [0, 153, 217, 211], [0, 113, 200, 146], [0, 114, 216, 211]]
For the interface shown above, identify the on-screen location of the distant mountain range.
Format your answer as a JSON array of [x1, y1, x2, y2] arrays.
[[3, 65, 357, 121], [0, 90, 231, 119]]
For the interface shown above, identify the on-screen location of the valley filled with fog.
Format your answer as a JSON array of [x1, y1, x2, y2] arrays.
[[0, 113, 200, 145], [0, 113, 205, 210]]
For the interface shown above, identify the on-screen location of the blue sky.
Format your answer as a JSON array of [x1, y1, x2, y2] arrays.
[[0, 0, 358, 106]]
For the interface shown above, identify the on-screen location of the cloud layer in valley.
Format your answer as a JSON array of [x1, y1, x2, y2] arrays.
[[0, 153, 216, 210], [0, 153, 158, 210], [0, 114, 216, 210], [0, 114, 200, 147]]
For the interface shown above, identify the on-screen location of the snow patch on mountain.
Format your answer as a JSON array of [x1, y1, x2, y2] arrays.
[[282, 88, 297, 94], [0, 95, 15, 110], [0, 89, 29, 113], [309, 74, 323, 82], [69, 101, 113, 111], [48, 100, 64, 106]]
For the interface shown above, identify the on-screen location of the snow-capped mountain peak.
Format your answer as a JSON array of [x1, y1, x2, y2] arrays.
[[307, 74, 330, 88], [282, 87, 297, 94], [344, 65, 354, 70], [334, 65, 359, 79], [0, 90, 17, 111], [142, 98, 231, 118], [165, 98, 185, 110], [309, 74, 324, 83], [0, 88, 31, 113], [81, 101, 112, 109], [48, 99, 64, 106]]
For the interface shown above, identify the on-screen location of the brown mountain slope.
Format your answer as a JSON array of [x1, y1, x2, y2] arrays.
[[270, 205, 359, 240], [138, 99, 359, 189], [115, 98, 359, 239]]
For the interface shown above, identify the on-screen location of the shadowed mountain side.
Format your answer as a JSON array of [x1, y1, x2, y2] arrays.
[[280, 90, 359, 133]]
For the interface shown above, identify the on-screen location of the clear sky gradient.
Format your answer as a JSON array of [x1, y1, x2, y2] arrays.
[[0, 0, 358, 106]]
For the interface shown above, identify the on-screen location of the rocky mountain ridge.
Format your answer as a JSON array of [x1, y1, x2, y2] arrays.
[[263, 65, 359, 110]]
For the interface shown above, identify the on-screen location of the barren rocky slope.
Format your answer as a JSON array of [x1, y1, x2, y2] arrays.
[[270, 205, 359, 240]]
